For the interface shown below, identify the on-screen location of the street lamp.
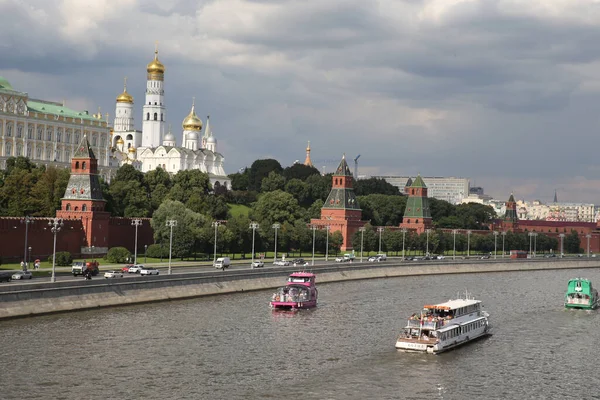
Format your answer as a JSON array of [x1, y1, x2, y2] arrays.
[[310, 224, 318, 266], [452, 229, 458, 260], [249, 222, 259, 265], [533, 232, 538, 257], [166, 219, 177, 275], [324, 225, 331, 262], [401, 228, 407, 260], [212, 221, 220, 265], [144, 244, 148, 263], [91, 246, 95, 263], [493, 231, 499, 259], [501, 231, 507, 258], [528, 232, 533, 256], [359, 227, 366, 262], [467, 230, 472, 258], [377, 227, 384, 254], [131, 218, 142, 264], [22, 216, 33, 270], [586, 234, 592, 257], [48, 218, 63, 283], [559, 233, 565, 257], [28, 246, 32, 268], [272, 223, 280, 262], [425, 229, 431, 256]]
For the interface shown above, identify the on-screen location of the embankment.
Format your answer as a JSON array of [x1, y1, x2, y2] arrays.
[[1, 259, 598, 319]]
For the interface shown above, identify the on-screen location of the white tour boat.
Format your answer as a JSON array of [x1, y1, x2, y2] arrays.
[[395, 293, 491, 354]]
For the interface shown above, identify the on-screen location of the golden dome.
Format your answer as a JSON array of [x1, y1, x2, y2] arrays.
[[147, 49, 165, 75], [182, 102, 202, 131], [128, 146, 136, 153], [117, 138, 124, 144], [116, 78, 134, 103]]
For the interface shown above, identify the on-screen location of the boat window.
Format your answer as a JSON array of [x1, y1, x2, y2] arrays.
[[288, 277, 310, 283]]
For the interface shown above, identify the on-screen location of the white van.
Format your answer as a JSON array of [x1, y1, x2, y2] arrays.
[[214, 257, 231, 269]]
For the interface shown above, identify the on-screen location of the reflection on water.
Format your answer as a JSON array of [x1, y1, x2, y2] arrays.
[[1, 268, 600, 399]]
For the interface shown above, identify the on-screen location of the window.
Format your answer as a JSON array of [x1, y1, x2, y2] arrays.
[[17, 125, 23, 138], [27, 146, 32, 158], [5, 142, 11, 156], [66, 131, 71, 143], [16, 144, 22, 156], [46, 127, 52, 141], [92, 135, 97, 146], [154, 113, 158, 121], [75, 161, 80, 169], [6, 123, 12, 137], [57, 129, 62, 143], [161, 113, 163, 121], [66, 204, 71, 211], [36, 147, 42, 159], [82, 204, 87, 211], [82, 161, 87, 170], [146, 112, 150, 120]]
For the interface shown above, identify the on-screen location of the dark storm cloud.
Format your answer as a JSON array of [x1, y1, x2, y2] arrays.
[[1, 0, 600, 201]]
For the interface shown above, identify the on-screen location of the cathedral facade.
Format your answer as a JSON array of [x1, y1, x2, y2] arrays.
[[111, 47, 230, 190]]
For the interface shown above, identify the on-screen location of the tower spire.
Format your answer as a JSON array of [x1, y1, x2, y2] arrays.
[[554, 189, 558, 203], [304, 140, 313, 167]]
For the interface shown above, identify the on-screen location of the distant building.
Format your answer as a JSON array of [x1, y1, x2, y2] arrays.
[[374, 175, 470, 204], [304, 141, 313, 167], [516, 199, 595, 222], [0, 76, 114, 180]]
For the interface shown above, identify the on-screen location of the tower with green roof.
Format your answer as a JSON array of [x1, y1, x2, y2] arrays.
[[503, 193, 519, 231], [56, 135, 110, 249], [310, 154, 366, 250], [400, 174, 432, 233]]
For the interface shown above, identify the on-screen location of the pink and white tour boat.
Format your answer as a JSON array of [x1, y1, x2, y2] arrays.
[[270, 272, 318, 310]]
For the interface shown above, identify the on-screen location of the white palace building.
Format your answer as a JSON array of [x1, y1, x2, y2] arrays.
[[0, 77, 113, 178], [111, 47, 230, 190]]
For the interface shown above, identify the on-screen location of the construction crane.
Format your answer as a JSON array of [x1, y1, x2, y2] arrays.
[[354, 154, 361, 179]]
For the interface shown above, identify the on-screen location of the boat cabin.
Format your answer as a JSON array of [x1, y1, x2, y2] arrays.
[[286, 272, 316, 287]]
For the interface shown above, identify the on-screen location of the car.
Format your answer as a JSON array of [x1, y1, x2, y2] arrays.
[[481, 255, 491, 259], [292, 258, 307, 266], [273, 260, 290, 266], [368, 254, 387, 262], [140, 267, 160, 275], [437, 255, 446, 260], [335, 256, 346, 262], [251, 261, 264, 269], [11, 271, 33, 280], [127, 264, 144, 274], [104, 270, 124, 279], [122, 264, 134, 273]]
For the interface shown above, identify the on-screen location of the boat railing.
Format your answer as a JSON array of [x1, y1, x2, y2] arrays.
[[406, 319, 445, 329], [566, 297, 589, 305]]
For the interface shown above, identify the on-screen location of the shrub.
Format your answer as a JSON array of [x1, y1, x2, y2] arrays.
[[49, 251, 72, 266], [106, 247, 131, 264], [146, 244, 169, 259]]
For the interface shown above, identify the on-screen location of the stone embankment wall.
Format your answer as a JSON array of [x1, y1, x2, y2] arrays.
[[1, 259, 598, 319]]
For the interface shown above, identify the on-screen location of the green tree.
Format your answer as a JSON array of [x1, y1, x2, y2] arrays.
[[354, 178, 399, 196], [358, 194, 406, 226], [151, 200, 206, 258], [248, 159, 282, 191], [250, 190, 306, 228], [565, 230, 582, 254], [261, 171, 285, 192], [305, 174, 331, 204], [282, 164, 320, 181], [229, 170, 249, 191], [285, 178, 310, 206]]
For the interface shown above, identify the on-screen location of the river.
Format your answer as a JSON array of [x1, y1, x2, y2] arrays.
[[1, 267, 599, 399]]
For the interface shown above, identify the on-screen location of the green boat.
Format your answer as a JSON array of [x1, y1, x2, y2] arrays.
[[564, 278, 599, 310]]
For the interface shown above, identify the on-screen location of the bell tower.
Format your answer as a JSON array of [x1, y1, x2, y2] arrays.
[[56, 135, 110, 249]]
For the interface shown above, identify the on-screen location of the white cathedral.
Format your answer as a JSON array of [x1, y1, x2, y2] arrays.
[[110, 47, 230, 190]]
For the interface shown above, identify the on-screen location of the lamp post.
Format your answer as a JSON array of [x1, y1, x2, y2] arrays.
[[533, 232, 538, 257], [249, 222, 259, 265], [452, 229, 457, 260], [493, 231, 499, 259], [166, 219, 177, 275], [359, 227, 366, 262], [528, 232, 534, 257], [559, 233, 565, 257], [91, 246, 95, 263], [425, 228, 431, 257], [212, 221, 220, 265], [144, 244, 148, 263], [586, 234, 592, 257], [501, 231, 507, 258], [467, 230, 472, 258], [272, 223, 280, 262], [131, 219, 142, 264], [22, 215, 33, 270], [48, 218, 63, 283], [324, 225, 331, 262], [377, 227, 384, 254], [28, 246, 32, 268], [311, 224, 318, 266], [401, 228, 407, 260]]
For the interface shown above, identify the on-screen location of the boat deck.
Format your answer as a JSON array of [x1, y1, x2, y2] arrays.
[[397, 336, 439, 345]]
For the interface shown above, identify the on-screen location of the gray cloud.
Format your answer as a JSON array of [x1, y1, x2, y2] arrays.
[[1, 0, 600, 202]]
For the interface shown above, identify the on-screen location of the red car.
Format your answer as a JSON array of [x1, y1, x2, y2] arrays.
[[122, 264, 134, 273]]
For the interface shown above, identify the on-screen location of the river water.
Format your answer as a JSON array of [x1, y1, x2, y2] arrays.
[[1, 267, 599, 399]]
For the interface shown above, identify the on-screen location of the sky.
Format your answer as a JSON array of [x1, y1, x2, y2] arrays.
[[1, 0, 600, 203]]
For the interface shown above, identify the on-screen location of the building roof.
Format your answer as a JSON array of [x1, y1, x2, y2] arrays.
[[410, 174, 427, 188], [334, 154, 352, 176], [0, 76, 14, 90], [73, 135, 96, 159], [27, 99, 102, 123]]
